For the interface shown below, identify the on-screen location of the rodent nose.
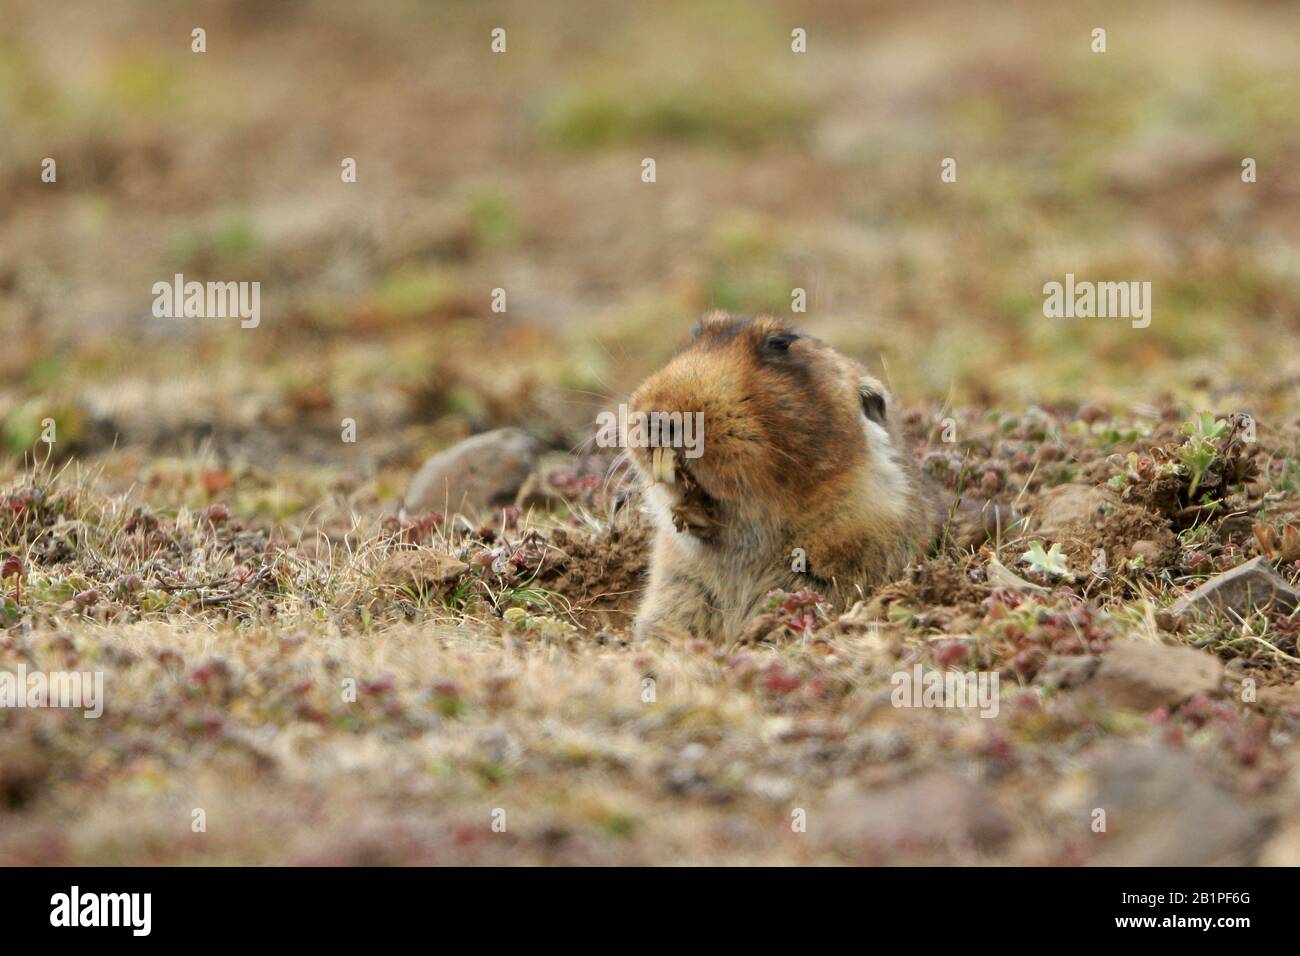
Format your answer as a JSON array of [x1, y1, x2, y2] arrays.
[[634, 400, 700, 445], [635, 370, 707, 416]]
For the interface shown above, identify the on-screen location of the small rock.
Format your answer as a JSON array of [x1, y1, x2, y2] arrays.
[[818, 771, 1012, 860], [1128, 539, 1162, 563], [1160, 556, 1300, 627], [379, 550, 469, 590], [1029, 483, 1111, 539], [1076, 744, 1268, 865], [1035, 654, 1101, 690], [1089, 640, 1223, 711], [406, 428, 541, 516]]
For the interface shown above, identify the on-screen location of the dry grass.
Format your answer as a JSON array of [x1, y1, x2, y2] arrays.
[[3, 400, 1299, 864]]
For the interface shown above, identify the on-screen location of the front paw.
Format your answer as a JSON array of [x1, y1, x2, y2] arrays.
[[632, 617, 692, 644]]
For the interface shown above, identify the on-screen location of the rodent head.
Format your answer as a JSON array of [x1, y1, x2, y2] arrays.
[[627, 312, 895, 519]]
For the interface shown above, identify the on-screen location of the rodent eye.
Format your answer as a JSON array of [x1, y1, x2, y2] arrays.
[[859, 385, 887, 426], [762, 332, 799, 353]]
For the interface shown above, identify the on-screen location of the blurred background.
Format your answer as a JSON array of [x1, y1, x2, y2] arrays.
[[2, 0, 1299, 494]]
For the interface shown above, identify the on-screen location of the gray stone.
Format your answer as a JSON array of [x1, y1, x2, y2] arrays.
[[1029, 483, 1111, 538], [1081, 745, 1269, 866], [1036, 654, 1101, 690], [1162, 556, 1300, 625], [405, 428, 540, 515], [1090, 640, 1223, 711], [819, 771, 1012, 860]]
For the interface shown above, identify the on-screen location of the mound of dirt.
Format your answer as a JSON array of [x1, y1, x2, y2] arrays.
[[862, 556, 991, 628], [546, 517, 652, 632], [1055, 500, 1179, 573]]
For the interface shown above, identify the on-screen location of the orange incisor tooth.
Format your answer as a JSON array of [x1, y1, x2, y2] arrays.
[[652, 447, 676, 483]]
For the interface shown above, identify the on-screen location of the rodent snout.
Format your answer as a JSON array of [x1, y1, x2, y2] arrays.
[[627, 370, 732, 495], [625, 404, 707, 465]]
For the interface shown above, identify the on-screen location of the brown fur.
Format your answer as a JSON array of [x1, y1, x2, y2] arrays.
[[626, 313, 943, 642]]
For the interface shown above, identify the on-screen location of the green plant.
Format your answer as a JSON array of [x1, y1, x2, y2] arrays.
[[1021, 541, 1073, 580], [1177, 413, 1229, 497]]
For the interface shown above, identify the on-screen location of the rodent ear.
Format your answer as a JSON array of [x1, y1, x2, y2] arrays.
[[692, 310, 731, 338], [858, 383, 888, 427]]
